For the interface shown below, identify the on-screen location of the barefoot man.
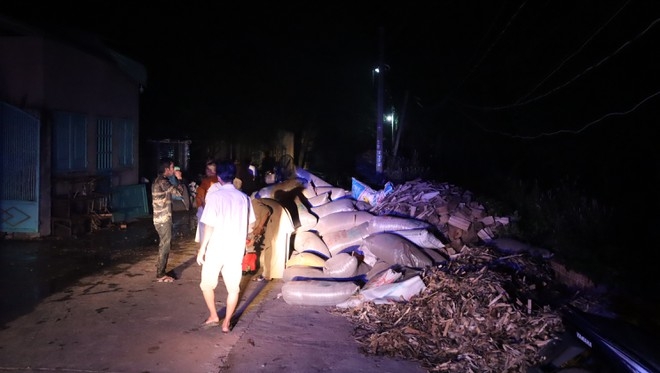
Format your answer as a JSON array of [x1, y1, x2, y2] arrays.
[[197, 160, 255, 332]]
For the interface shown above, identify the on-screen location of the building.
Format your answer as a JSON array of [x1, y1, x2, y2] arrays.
[[0, 15, 147, 237]]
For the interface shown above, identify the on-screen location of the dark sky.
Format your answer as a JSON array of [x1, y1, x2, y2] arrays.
[[3, 1, 660, 187], [5, 1, 659, 130], [4, 2, 659, 128]]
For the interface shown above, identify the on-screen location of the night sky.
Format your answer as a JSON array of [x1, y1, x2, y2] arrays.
[[3, 1, 660, 207]]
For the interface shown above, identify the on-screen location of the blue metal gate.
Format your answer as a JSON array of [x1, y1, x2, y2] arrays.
[[0, 102, 40, 233]]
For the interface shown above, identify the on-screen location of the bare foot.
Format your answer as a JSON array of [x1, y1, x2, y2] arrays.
[[221, 323, 231, 333], [156, 275, 174, 283], [204, 317, 219, 325], [200, 320, 219, 330]]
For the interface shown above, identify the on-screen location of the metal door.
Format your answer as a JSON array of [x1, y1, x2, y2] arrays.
[[0, 102, 40, 233]]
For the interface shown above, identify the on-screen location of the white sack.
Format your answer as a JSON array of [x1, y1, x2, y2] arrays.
[[367, 216, 431, 235], [359, 233, 433, 269], [321, 222, 369, 256], [360, 275, 426, 304], [293, 195, 318, 232], [354, 200, 373, 211], [365, 260, 395, 281], [310, 198, 357, 219], [255, 178, 307, 199], [418, 248, 448, 265], [314, 186, 350, 200], [356, 260, 372, 277], [313, 210, 373, 237], [363, 268, 402, 290], [323, 253, 359, 278], [287, 251, 326, 268], [306, 191, 331, 207], [282, 265, 328, 282], [295, 167, 334, 187], [293, 231, 331, 258], [391, 228, 445, 249], [282, 280, 360, 306]]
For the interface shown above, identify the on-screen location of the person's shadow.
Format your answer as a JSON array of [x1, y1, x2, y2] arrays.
[[273, 186, 316, 230]]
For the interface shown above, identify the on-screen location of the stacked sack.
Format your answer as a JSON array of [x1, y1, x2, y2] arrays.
[[256, 169, 448, 307]]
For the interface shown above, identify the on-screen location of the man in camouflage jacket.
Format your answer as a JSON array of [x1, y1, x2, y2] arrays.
[[152, 157, 185, 282]]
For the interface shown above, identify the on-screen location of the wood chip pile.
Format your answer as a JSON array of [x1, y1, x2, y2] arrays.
[[331, 178, 591, 372], [369, 179, 508, 253]]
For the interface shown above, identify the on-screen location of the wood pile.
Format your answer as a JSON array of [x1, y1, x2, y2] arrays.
[[332, 178, 598, 372], [333, 246, 570, 372], [369, 179, 509, 255]]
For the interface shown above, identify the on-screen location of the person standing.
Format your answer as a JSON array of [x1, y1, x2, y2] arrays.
[[197, 160, 255, 332], [169, 166, 192, 237], [152, 157, 185, 283], [194, 160, 218, 243], [249, 197, 272, 281]]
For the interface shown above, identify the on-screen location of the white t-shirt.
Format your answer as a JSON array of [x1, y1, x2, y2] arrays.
[[201, 183, 256, 260]]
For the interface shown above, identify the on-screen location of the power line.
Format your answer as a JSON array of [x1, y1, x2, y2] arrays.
[[510, 12, 660, 110], [457, 88, 660, 140], [461, 14, 660, 112], [514, 0, 631, 104], [426, 0, 531, 114], [457, 0, 530, 93]]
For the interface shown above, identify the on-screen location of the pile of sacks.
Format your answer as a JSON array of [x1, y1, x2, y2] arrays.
[[253, 168, 510, 307]]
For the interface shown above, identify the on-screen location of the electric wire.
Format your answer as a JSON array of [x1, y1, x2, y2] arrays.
[[461, 14, 660, 112], [457, 88, 660, 140], [514, 0, 632, 104], [457, 0, 529, 93]]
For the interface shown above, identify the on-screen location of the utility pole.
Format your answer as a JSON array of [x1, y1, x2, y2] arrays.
[[376, 27, 384, 175], [393, 90, 409, 157]]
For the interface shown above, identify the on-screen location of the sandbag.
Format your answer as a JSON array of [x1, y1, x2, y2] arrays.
[[356, 260, 372, 277], [313, 210, 373, 237], [311, 198, 357, 219], [363, 268, 402, 290], [293, 231, 331, 259], [354, 200, 373, 211], [301, 184, 319, 199], [323, 253, 358, 278], [391, 228, 445, 249], [418, 247, 448, 265], [359, 233, 433, 269], [255, 178, 307, 199], [321, 222, 369, 256], [282, 265, 329, 282], [314, 186, 350, 200], [367, 216, 431, 235], [282, 280, 360, 306], [306, 191, 331, 207], [360, 275, 426, 304], [295, 167, 334, 187], [293, 195, 318, 232], [286, 251, 326, 268], [255, 198, 296, 279], [365, 260, 397, 281]]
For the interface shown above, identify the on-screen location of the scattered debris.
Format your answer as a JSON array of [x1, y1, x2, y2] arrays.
[[322, 178, 600, 372], [332, 245, 583, 372]]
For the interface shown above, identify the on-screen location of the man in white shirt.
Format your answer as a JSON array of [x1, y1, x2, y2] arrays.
[[197, 160, 255, 333]]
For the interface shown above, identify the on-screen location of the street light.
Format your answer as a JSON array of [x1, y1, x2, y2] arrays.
[[385, 111, 395, 143]]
